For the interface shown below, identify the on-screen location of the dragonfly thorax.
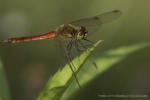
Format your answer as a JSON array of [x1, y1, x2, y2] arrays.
[[56, 24, 88, 40]]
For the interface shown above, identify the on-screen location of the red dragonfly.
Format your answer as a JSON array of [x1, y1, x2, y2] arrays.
[[3, 10, 122, 88]]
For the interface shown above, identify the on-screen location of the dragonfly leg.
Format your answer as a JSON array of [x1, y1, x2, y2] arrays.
[[82, 38, 95, 48], [77, 40, 89, 50], [66, 40, 81, 88], [74, 40, 84, 52], [77, 40, 98, 69], [67, 40, 76, 71], [74, 40, 83, 66], [83, 38, 94, 44]]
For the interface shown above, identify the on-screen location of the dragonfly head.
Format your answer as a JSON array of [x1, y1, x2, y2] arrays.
[[77, 26, 88, 39]]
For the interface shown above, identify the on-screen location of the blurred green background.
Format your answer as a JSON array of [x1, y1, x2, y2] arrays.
[[0, 0, 150, 100]]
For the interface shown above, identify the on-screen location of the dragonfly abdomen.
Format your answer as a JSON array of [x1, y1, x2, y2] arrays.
[[3, 31, 55, 43]]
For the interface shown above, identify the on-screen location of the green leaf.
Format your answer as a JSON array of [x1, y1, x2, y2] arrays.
[[37, 40, 103, 100], [0, 60, 11, 100], [60, 43, 150, 100], [37, 42, 149, 100]]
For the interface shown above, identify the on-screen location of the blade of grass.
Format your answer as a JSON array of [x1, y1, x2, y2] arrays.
[[37, 42, 149, 100], [0, 60, 11, 100], [60, 43, 150, 100], [37, 40, 103, 100]]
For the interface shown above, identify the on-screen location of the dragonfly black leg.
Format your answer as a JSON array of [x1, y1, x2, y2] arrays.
[[66, 40, 81, 88], [83, 38, 94, 44], [83, 38, 95, 48], [78, 40, 98, 69], [74, 40, 84, 52], [77, 40, 88, 50], [67, 40, 76, 70]]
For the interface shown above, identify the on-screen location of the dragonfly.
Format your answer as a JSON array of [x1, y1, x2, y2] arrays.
[[3, 10, 122, 88]]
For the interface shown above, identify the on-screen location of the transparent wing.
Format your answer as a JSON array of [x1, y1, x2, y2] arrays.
[[70, 10, 122, 34]]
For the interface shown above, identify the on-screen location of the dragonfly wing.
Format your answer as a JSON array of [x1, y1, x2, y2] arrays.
[[70, 10, 122, 26], [70, 10, 122, 34]]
